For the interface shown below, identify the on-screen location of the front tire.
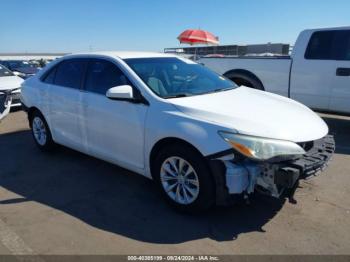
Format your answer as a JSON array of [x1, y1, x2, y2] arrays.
[[30, 110, 55, 151], [153, 144, 215, 212]]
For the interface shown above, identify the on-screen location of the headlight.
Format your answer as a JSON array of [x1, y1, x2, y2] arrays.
[[218, 132, 305, 161]]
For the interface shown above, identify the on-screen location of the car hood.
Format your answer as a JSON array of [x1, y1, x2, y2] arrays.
[[0, 76, 24, 91], [168, 86, 328, 143]]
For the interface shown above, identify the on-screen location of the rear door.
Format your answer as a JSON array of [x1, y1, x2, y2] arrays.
[[329, 30, 350, 113], [49, 58, 88, 150]]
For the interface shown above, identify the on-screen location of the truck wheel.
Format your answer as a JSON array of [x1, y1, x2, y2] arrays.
[[153, 144, 215, 212], [30, 110, 55, 151], [225, 72, 264, 90]]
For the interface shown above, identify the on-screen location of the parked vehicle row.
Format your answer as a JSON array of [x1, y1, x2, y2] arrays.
[[0, 59, 48, 119], [199, 26, 350, 114], [21, 52, 335, 211], [0, 60, 40, 79]]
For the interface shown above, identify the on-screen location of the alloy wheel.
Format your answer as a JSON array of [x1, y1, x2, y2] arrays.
[[32, 116, 47, 146], [160, 156, 200, 205]]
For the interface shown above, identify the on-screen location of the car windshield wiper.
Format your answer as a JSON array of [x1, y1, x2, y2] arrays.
[[163, 87, 235, 99], [163, 93, 192, 99], [201, 87, 235, 95]]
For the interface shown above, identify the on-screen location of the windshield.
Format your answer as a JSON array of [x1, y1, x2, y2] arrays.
[[0, 65, 14, 77], [124, 57, 236, 98]]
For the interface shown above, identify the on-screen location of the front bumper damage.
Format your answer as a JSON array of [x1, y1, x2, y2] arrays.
[[208, 135, 335, 205]]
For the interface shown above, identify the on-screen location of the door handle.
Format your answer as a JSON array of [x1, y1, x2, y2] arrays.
[[336, 68, 350, 76]]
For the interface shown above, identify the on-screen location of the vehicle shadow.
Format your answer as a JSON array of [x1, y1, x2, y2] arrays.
[[322, 116, 350, 155], [0, 130, 283, 244]]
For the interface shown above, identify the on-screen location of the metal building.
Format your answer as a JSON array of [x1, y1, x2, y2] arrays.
[[164, 43, 290, 56]]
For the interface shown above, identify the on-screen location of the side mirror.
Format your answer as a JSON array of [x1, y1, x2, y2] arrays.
[[106, 85, 134, 100]]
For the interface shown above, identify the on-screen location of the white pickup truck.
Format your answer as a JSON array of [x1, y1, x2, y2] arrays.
[[199, 27, 350, 114]]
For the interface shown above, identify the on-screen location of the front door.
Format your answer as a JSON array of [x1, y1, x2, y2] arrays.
[[81, 58, 148, 171]]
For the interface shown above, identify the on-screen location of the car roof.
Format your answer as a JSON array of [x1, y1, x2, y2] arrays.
[[64, 51, 179, 60]]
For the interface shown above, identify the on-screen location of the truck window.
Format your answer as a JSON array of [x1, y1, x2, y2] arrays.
[[333, 30, 350, 61], [305, 31, 335, 60], [305, 30, 350, 61]]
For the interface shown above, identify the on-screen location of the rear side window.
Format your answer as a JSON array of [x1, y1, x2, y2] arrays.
[[305, 31, 335, 60], [305, 30, 350, 60], [85, 59, 130, 95], [54, 59, 87, 89], [42, 67, 57, 84]]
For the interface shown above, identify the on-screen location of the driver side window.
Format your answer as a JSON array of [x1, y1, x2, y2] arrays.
[[85, 59, 130, 95]]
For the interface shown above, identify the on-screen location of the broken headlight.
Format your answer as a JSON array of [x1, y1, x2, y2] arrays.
[[218, 132, 305, 161]]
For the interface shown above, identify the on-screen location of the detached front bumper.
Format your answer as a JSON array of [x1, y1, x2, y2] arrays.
[[290, 135, 335, 179], [208, 135, 335, 205]]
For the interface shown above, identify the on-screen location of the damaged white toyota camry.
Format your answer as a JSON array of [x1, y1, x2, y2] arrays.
[[21, 52, 335, 211]]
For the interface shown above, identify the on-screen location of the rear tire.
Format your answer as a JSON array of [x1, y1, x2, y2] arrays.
[[30, 110, 55, 151], [153, 144, 215, 212]]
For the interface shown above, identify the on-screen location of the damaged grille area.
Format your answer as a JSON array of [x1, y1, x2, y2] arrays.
[[290, 135, 335, 179], [297, 140, 314, 152]]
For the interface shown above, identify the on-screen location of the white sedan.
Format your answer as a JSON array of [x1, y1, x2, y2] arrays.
[[0, 65, 23, 120], [20, 52, 335, 212]]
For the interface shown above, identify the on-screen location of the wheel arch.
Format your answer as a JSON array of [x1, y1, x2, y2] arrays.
[[148, 136, 231, 206], [224, 69, 265, 90], [149, 137, 206, 179], [27, 106, 42, 127], [27, 107, 51, 130]]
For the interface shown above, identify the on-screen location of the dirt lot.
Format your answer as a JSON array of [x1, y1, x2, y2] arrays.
[[0, 110, 349, 255]]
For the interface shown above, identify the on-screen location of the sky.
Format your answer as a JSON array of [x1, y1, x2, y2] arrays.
[[0, 0, 349, 53]]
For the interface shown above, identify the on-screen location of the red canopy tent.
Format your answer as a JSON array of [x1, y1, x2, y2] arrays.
[[177, 29, 219, 59], [177, 29, 219, 45]]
